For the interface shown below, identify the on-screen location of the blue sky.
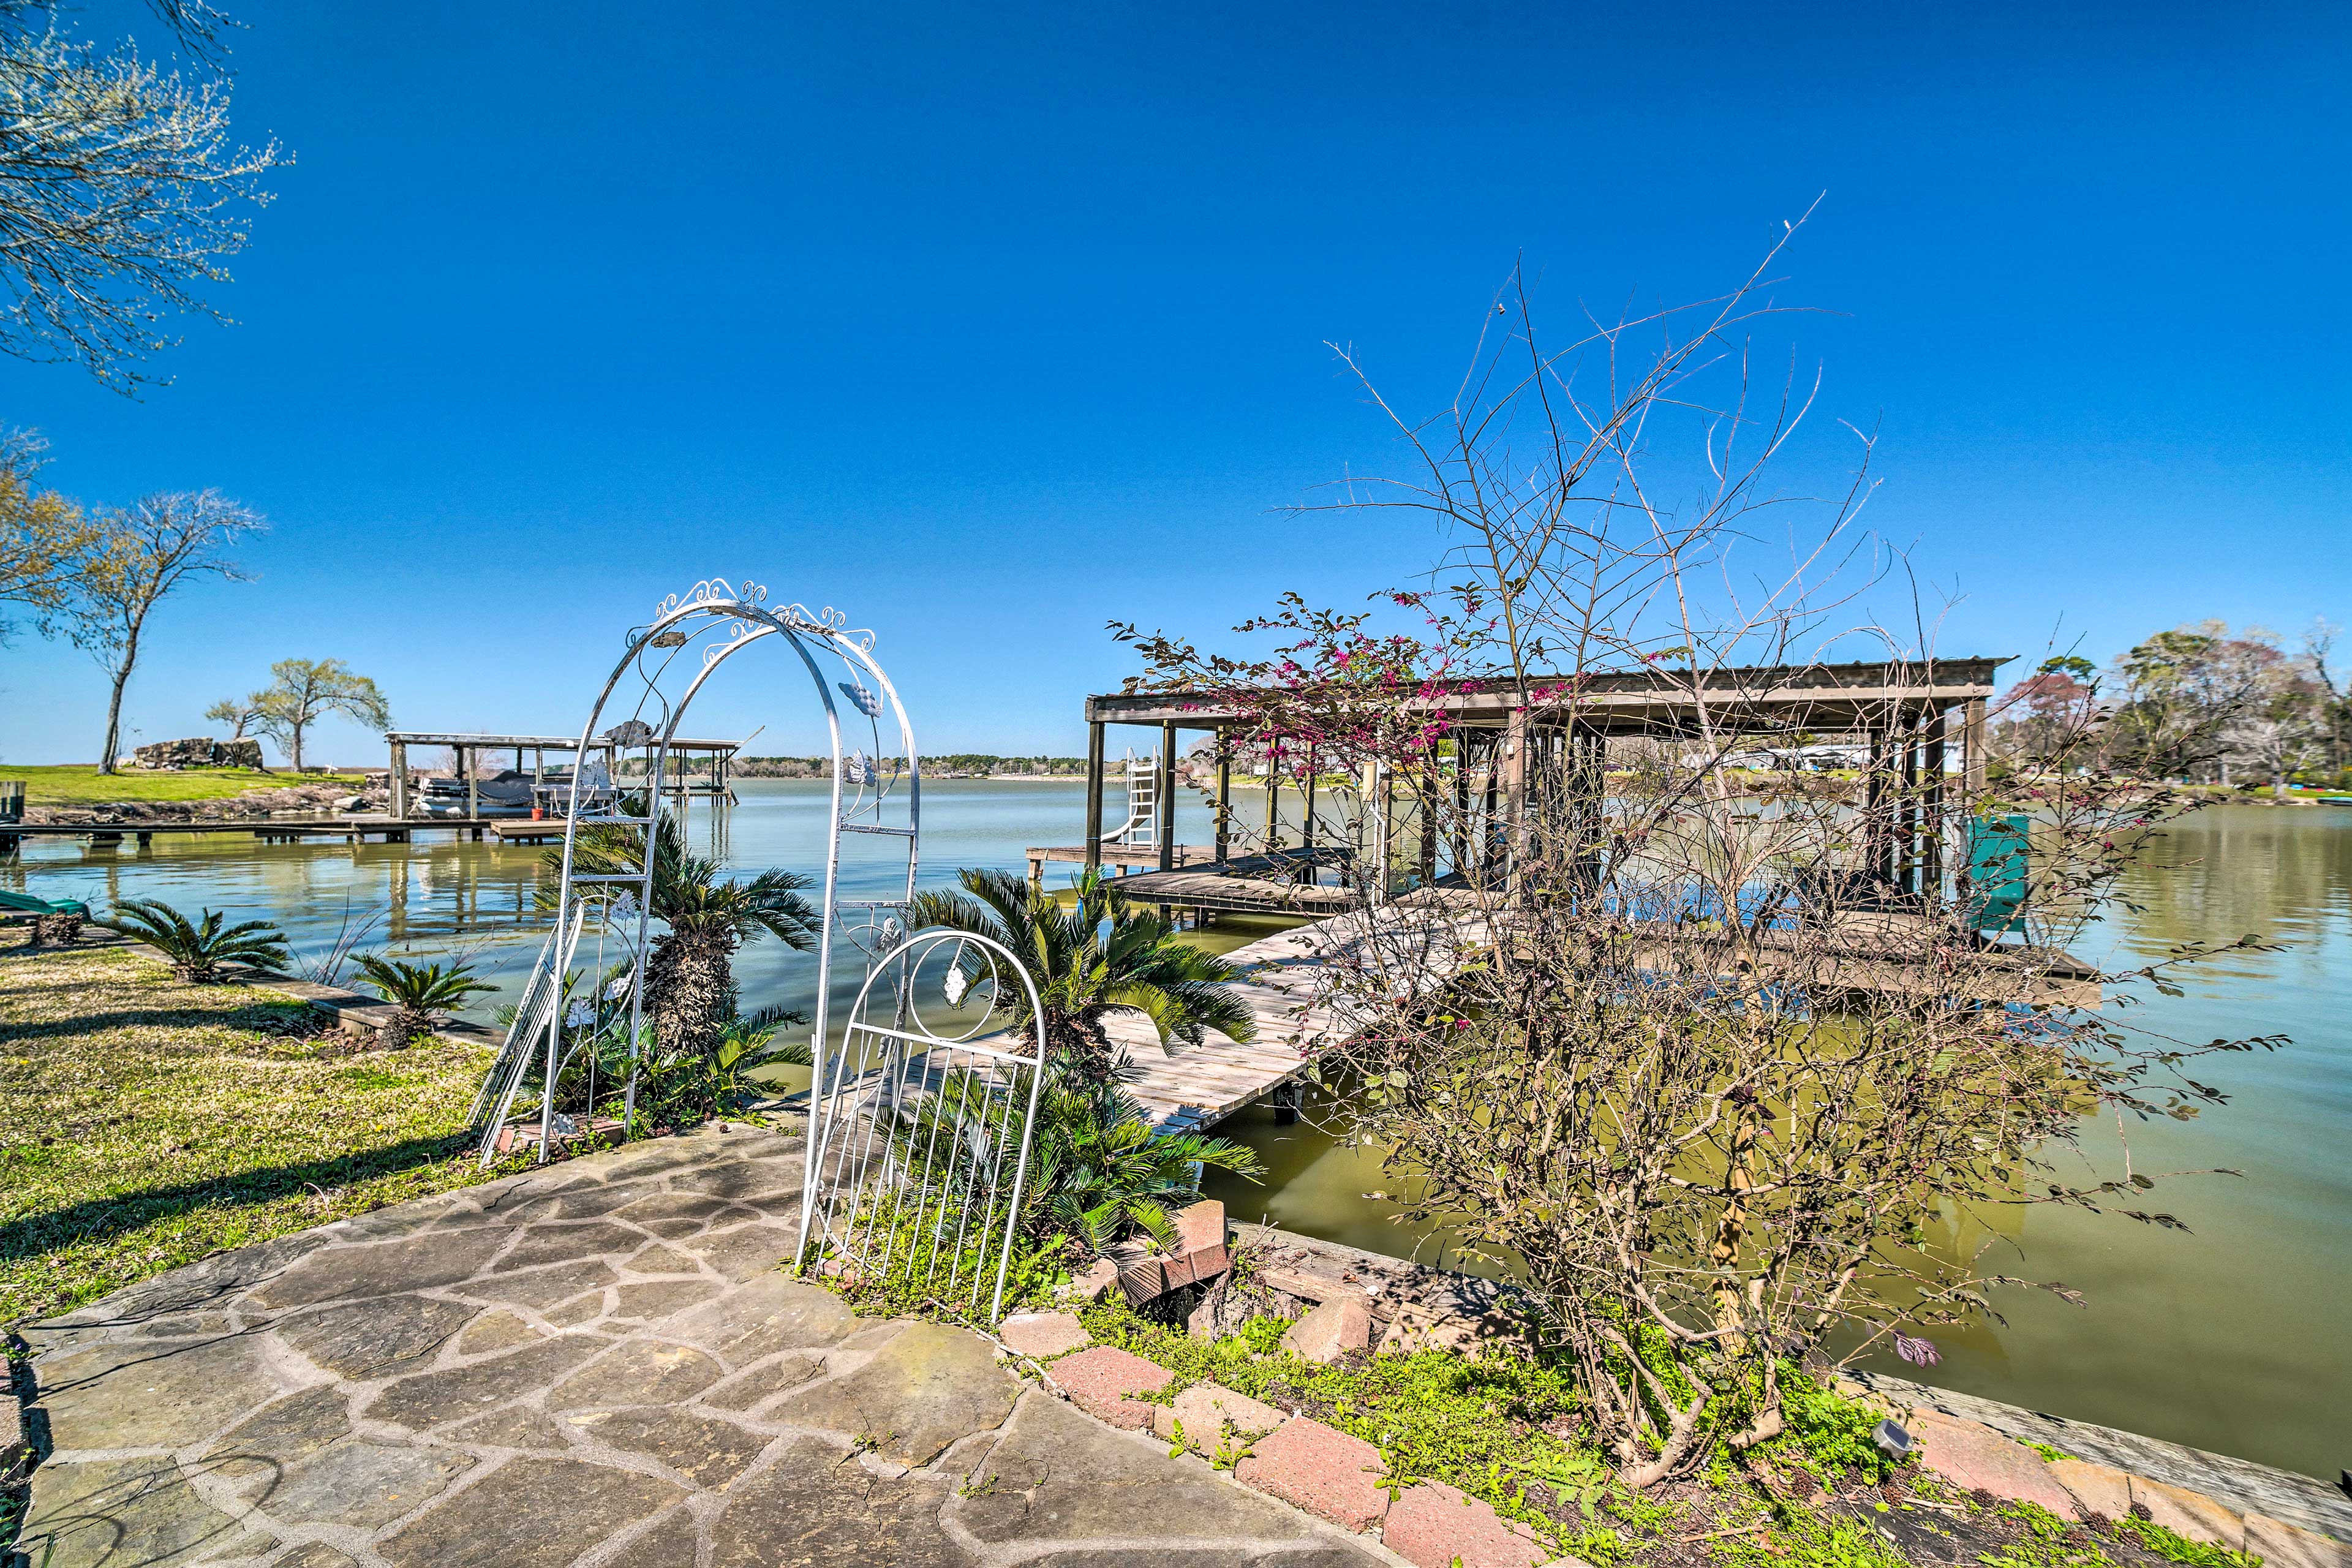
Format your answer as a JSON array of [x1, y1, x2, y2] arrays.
[[3, 1, 2346, 764]]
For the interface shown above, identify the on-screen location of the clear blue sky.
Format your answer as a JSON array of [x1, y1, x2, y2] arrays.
[[3, 1, 2346, 764]]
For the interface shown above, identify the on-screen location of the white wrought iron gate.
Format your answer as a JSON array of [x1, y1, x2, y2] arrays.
[[465, 577, 1046, 1322]]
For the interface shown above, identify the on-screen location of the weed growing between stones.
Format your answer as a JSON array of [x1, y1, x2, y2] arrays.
[[812, 1184, 1069, 1325], [1067, 1296, 2269, 1568]]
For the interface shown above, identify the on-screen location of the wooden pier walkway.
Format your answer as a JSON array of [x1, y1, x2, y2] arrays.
[[0, 816, 527, 850], [1107, 896, 1479, 1133], [1024, 842, 1215, 884]]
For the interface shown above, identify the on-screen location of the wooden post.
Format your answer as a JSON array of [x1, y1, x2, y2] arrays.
[[1962, 697, 1988, 795], [1863, 723, 1890, 892], [388, 739, 409, 819], [1503, 709, 1528, 885], [1158, 720, 1178, 872], [1084, 720, 1106, 873], [1901, 712, 1921, 897], [1366, 758, 1390, 902], [1418, 763, 1438, 885], [1924, 707, 1948, 900], [1214, 733, 1232, 865], [464, 744, 479, 823], [1302, 747, 1317, 854], [1482, 736, 1502, 880], [1452, 741, 1470, 874], [1266, 752, 1281, 851]]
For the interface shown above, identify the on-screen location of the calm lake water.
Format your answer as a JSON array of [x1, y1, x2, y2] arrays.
[[6, 786, 2345, 1476]]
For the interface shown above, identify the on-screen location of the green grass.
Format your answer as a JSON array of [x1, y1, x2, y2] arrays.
[[0, 764, 368, 805], [0, 935, 513, 1329]]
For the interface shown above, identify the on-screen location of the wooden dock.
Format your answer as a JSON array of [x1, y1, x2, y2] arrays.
[[0, 816, 527, 850], [1108, 897, 1480, 1133], [1025, 843, 1214, 884], [1106, 848, 1362, 918]]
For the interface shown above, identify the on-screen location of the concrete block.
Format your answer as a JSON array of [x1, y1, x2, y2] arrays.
[[2245, 1513, 2352, 1568], [1152, 1382, 1286, 1449], [1235, 1416, 1392, 1533], [1051, 1346, 1174, 1430], [998, 1311, 1090, 1360], [2050, 1458, 2134, 1520], [1282, 1291, 1373, 1365], [2131, 1478, 2245, 1551], [1907, 1410, 2078, 1515], [1383, 1479, 1549, 1568]]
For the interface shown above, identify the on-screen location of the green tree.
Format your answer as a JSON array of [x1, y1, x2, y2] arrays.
[[557, 807, 820, 1066], [66, 490, 263, 772], [203, 693, 260, 740], [907, 865, 1256, 1085], [0, 428, 95, 643], [251, 657, 391, 771], [1023, 1070, 1262, 1253]]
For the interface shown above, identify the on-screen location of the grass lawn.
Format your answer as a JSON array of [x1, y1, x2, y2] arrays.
[[0, 763, 369, 806], [0, 932, 510, 1329]]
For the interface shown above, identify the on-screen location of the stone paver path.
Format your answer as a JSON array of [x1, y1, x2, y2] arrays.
[[15, 1125, 1388, 1568]]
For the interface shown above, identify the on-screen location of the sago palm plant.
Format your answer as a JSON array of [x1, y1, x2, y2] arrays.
[[907, 866, 1255, 1084], [351, 953, 497, 1044], [100, 897, 289, 983], [557, 802, 820, 1064], [1027, 1070, 1263, 1254], [888, 1062, 1263, 1257]]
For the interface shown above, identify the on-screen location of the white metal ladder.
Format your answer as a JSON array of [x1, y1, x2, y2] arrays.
[[1101, 749, 1158, 846]]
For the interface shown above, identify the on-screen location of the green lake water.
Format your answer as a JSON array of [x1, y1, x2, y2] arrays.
[[6, 786, 2344, 1477]]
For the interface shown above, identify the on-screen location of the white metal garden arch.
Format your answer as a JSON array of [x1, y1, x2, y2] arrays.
[[472, 579, 918, 1191], [469, 576, 1049, 1321]]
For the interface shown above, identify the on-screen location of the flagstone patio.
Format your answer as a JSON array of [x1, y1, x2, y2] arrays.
[[10, 1123, 1389, 1568]]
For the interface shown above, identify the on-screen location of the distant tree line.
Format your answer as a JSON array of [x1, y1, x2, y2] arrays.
[[730, 753, 1085, 778], [1992, 618, 2351, 793]]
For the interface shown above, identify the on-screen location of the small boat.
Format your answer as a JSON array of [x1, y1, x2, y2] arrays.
[[417, 769, 538, 818]]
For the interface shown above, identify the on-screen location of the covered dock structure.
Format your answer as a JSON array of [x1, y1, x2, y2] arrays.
[[382, 731, 748, 821], [1046, 657, 2009, 914]]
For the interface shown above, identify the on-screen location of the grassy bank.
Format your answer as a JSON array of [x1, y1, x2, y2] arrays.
[[0, 764, 369, 806], [0, 933, 507, 1329]]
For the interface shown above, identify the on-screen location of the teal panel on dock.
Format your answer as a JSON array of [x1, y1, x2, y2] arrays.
[[1967, 813, 2029, 933]]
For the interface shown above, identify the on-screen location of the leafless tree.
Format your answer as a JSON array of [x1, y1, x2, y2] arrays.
[[0, 0, 283, 390], [66, 488, 262, 769], [1121, 217, 2277, 1486]]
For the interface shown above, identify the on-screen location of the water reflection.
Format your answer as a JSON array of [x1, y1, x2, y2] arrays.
[[1209, 805, 2352, 1479], [12, 784, 2338, 1475]]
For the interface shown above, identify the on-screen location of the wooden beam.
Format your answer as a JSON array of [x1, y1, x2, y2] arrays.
[[1214, 733, 1231, 865], [1302, 746, 1317, 853], [1158, 720, 1178, 873], [1962, 696, 1988, 794], [464, 744, 479, 823], [388, 739, 409, 820], [1084, 721, 1106, 873]]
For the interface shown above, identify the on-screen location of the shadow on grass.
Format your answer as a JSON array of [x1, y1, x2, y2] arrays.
[[0, 1005, 322, 1044], [0, 1132, 478, 1285]]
